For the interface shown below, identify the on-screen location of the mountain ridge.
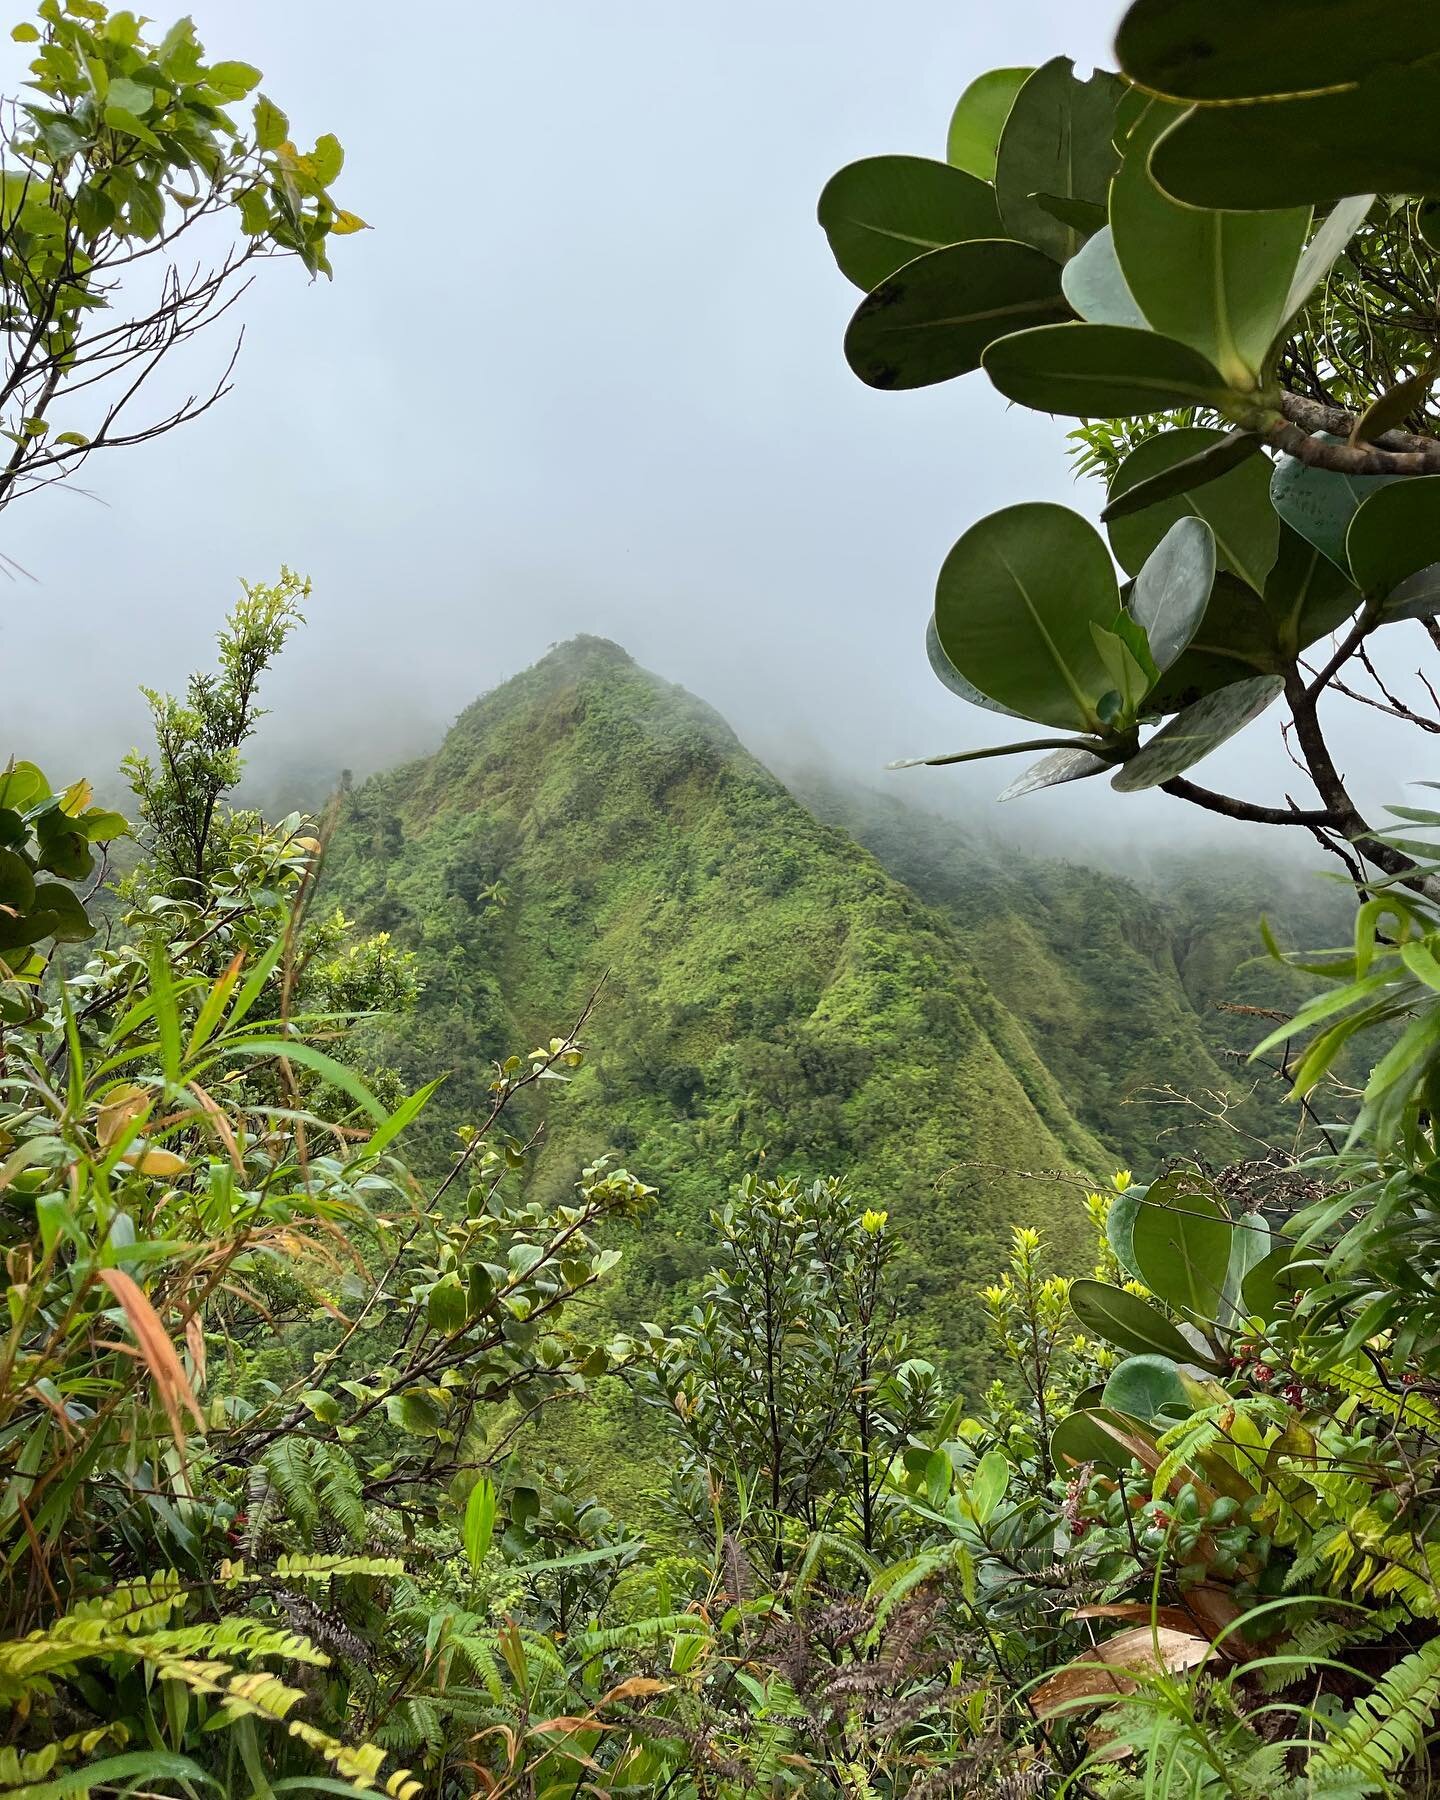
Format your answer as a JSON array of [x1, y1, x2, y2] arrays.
[[322, 635, 1340, 1376]]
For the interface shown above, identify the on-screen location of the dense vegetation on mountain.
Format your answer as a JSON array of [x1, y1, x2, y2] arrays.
[[322, 636, 1109, 1374], [799, 774, 1351, 1163]]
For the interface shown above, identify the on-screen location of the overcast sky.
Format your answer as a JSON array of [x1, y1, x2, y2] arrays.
[[1, 0, 1431, 854]]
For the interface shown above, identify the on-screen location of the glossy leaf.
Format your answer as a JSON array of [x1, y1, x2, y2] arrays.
[[1149, 71, 1440, 211], [818, 155, 1002, 290], [1068, 1278, 1200, 1365], [982, 323, 1231, 419], [934, 503, 1120, 731], [1111, 99, 1310, 390], [998, 746, 1110, 801], [993, 58, 1125, 262], [1103, 1354, 1192, 1423], [1129, 517, 1216, 672], [1130, 1176, 1232, 1318], [1115, 0, 1437, 100], [1112, 675, 1282, 792], [947, 67, 1032, 181], [844, 240, 1067, 391], [1060, 226, 1145, 329], [1346, 476, 1440, 602], [1270, 451, 1400, 571], [1106, 427, 1279, 588]]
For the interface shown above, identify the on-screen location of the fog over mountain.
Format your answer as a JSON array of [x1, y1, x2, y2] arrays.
[[0, 0, 1428, 848]]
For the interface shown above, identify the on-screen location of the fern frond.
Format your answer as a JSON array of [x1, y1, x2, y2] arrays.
[[1312, 1636, 1440, 1784]]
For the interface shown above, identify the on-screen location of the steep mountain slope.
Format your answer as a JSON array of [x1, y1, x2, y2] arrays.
[[323, 637, 1108, 1369], [794, 777, 1350, 1168]]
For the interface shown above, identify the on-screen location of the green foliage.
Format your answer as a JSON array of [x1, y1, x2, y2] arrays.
[[0, 0, 364, 510], [819, 6, 1440, 888]]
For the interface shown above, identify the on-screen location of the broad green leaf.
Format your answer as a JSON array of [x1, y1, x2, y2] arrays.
[[1111, 99, 1309, 389], [1112, 675, 1282, 791], [1059, 226, 1145, 329], [947, 66, 1032, 180], [1051, 1406, 1159, 1474], [1346, 476, 1440, 601], [1068, 1277, 1199, 1364], [107, 76, 154, 115], [1146, 571, 1293, 713], [1129, 517, 1216, 671], [1149, 70, 1440, 211], [1102, 1354, 1191, 1423], [1106, 427, 1279, 587], [1106, 1184, 1148, 1281], [463, 1475, 497, 1571], [997, 746, 1109, 801], [994, 58, 1124, 262], [1029, 192, 1107, 236], [934, 503, 1120, 731], [31, 881, 93, 943], [1270, 450, 1400, 571], [818, 155, 1001, 290], [385, 1388, 449, 1435], [207, 59, 263, 100], [428, 1271, 467, 1332], [981, 323, 1231, 419], [1131, 1173, 1229, 1306], [0, 762, 48, 811], [1220, 1212, 1272, 1329], [1115, 0, 1436, 100], [844, 239, 1067, 391], [253, 93, 288, 152], [967, 1448, 1008, 1524], [1262, 523, 1360, 653], [926, 614, 1028, 718]]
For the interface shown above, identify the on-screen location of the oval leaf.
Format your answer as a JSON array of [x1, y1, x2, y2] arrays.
[[982, 323, 1231, 420], [998, 746, 1110, 801], [1068, 1277, 1200, 1365], [1149, 72, 1440, 211], [1129, 1175, 1232, 1319], [1346, 475, 1440, 602], [934, 503, 1120, 731], [1129, 517, 1216, 671], [1115, 0, 1436, 101], [947, 67, 1032, 181], [845, 239, 1067, 391], [1102, 1354, 1192, 1424], [994, 58, 1125, 262], [818, 155, 1002, 290]]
